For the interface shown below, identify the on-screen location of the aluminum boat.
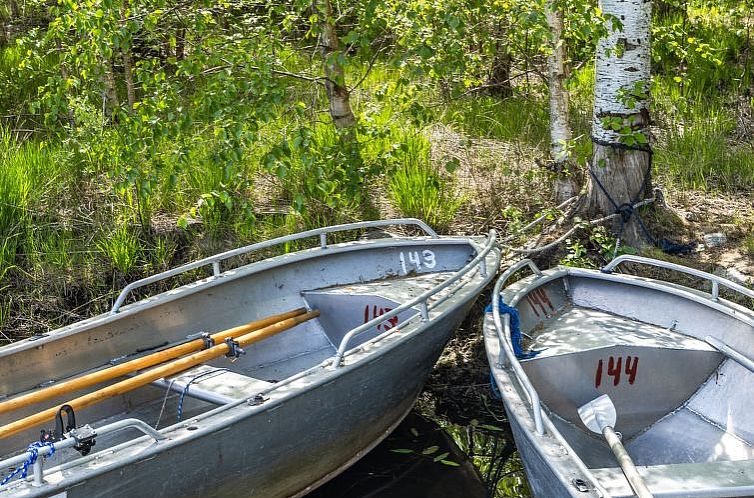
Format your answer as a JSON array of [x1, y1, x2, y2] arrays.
[[484, 255, 754, 498], [0, 219, 499, 497]]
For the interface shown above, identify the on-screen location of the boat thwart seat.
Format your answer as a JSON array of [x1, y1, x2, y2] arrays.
[[152, 365, 274, 405], [592, 459, 754, 497]]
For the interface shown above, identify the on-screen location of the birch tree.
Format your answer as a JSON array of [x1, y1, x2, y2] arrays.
[[313, 0, 357, 131], [586, 0, 652, 246], [546, 1, 574, 201]]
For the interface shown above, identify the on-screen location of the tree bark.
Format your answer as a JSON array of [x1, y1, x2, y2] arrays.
[[546, 3, 575, 202], [8, 0, 19, 19], [120, 1, 135, 113], [314, 0, 357, 130], [586, 0, 652, 247], [102, 58, 120, 118], [488, 46, 513, 98]]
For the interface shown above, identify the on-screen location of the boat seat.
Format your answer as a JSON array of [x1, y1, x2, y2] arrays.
[[591, 459, 754, 497], [151, 365, 273, 405], [301, 272, 455, 349], [522, 306, 724, 439]]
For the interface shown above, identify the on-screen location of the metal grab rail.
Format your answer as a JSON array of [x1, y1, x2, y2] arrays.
[[602, 255, 754, 303], [0, 418, 164, 488], [111, 219, 438, 314], [331, 230, 497, 367], [491, 259, 544, 435], [705, 336, 754, 374]]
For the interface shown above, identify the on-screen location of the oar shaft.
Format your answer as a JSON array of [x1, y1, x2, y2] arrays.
[[603, 426, 654, 498], [0, 308, 308, 416], [0, 310, 319, 440]]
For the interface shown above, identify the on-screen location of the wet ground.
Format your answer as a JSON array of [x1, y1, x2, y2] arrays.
[[310, 410, 530, 498]]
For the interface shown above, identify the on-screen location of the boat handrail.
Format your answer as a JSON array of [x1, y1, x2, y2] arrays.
[[111, 219, 438, 314], [498, 259, 543, 290], [491, 263, 614, 497], [491, 259, 545, 434], [602, 255, 754, 303], [0, 418, 163, 488], [332, 230, 497, 367], [705, 336, 754, 374]]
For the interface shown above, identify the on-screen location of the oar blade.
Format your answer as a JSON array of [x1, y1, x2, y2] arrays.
[[578, 394, 617, 433]]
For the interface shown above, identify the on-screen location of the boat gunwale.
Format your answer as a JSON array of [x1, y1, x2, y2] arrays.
[[0, 235, 483, 360], [488, 258, 754, 497], [9, 250, 498, 496]]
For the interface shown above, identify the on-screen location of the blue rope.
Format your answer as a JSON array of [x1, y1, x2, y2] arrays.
[[486, 297, 539, 359], [177, 368, 229, 421], [0, 441, 55, 486]]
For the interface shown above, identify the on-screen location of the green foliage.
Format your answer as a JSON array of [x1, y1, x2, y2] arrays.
[[388, 136, 464, 231], [96, 223, 141, 275]]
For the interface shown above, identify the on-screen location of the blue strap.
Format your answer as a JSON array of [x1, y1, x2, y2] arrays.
[[1, 441, 56, 486], [486, 297, 540, 359]]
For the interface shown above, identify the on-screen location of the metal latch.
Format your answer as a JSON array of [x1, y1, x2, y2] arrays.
[[70, 425, 97, 456]]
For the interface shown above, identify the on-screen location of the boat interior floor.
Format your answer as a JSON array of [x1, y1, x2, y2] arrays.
[[520, 305, 754, 470]]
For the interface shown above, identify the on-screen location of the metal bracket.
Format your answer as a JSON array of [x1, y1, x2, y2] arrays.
[[224, 337, 245, 361], [69, 425, 97, 456], [201, 332, 215, 350]]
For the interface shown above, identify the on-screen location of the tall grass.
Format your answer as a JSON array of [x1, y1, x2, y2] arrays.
[[653, 82, 754, 190], [442, 96, 549, 147], [388, 135, 464, 231]]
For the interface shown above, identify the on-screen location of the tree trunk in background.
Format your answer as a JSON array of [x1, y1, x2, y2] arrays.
[[8, 0, 19, 19], [102, 58, 120, 118], [586, 0, 652, 247], [488, 48, 513, 98], [176, 27, 186, 61], [546, 3, 575, 202], [122, 51, 135, 112], [121, 1, 135, 113], [314, 0, 357, 130]]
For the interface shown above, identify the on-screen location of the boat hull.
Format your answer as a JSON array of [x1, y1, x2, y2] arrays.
[[485, 257, 754, 498], [58, 302, 468, 498]]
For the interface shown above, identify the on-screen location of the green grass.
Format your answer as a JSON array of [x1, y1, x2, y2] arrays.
[[653, 92, 754, 190], [442, 95, 549, 146], [388, 135, 464, 231]]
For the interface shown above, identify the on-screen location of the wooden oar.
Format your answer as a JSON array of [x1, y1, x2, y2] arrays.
[[0, 308, 309, 416], [0, 309, 320, 440], [578, 394, 654, 498]]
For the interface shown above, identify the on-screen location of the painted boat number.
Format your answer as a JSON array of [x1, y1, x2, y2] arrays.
[[398, 250, 437, 274], [595, 355, 639, 388], [364, 305, 398, 332]]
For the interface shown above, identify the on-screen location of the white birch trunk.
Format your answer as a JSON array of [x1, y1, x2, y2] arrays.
[[587, 0, 652, 246], [314, 0, 357, 130], [546, 3, 575, 202]]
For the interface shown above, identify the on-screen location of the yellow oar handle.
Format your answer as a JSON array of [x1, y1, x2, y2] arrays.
[[0, 308, 309, 416]]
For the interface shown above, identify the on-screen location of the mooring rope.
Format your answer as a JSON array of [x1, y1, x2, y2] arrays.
[[0, 441, 56, 486]]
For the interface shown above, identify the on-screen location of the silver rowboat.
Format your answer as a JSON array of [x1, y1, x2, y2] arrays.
[[484, 255, 754, 498], [0, 219, 500, 497]]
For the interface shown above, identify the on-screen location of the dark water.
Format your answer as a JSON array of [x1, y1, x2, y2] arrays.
[[309, 411, 530, 498]]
